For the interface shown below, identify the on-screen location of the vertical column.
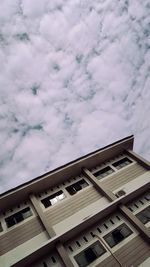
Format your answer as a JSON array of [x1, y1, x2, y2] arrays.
[[119, 204, 150, 244], [126, 149, 150, 170], [30, 194, 56, 238], [83, 168, 117, 201], [56, 243, 75, 267]]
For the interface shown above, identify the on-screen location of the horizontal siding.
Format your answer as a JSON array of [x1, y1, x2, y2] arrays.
[[0, 216, 44, 255], [101, 163, 146, 191], [96, 235, 150, 267], [31, 262, 64, 267], [96, 255, 120, 267], [45, 187, 101, 226]]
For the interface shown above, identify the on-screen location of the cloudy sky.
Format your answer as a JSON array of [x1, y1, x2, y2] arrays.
[[0, 0, 150, 193]]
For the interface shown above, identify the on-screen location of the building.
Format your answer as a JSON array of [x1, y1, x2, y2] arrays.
[[0, 135, 150, 267]]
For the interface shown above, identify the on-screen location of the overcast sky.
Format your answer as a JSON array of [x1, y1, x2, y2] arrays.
[[0, 0, 150, 193]]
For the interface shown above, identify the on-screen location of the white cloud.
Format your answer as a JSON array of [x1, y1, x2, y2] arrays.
[[21, 0, 47, 18], [0, 0, 150, 193]]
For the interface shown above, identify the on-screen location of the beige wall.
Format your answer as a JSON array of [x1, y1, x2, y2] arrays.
[[44, 186, 101, 227], [65, 211, 140, 267], [96, 236, 150, 267], [1, 231, 49, 267], [31, 251, 65, 267], [101, 162, 146, 191], [0, 216, 45, 256]]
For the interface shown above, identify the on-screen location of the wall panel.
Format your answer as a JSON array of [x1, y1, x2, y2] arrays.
[[96, 235, 150, 267], [0, 216, 44, 255], [101, 163, 146, 191], [45, 187, 101, 226]]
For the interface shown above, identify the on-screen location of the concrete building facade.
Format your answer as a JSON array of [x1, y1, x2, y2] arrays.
[[0, 135, 150, 267]]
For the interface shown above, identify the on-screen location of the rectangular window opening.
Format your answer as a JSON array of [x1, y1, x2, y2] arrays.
[[103, 223, 108, 229], [94, 166, 114, 180], [51, 256, 56, 263], [136, 207, 150, 225], [112, 157, 132, 170], [74, 241, 106, 267], [0, 222, 3, 232], [116, 215, 121, 221], [97, 227, 101, 233], [43, 262, 48, 267], [103, 223, 133, 248], [5, 207, 32, 228], [90, 232, 95, 238], [41, 190, 65, 208], [66, 179, 89, 196], [76, 241, 81, 247], [22, 207, 33, 219], [128, 207, 133, 212], [83, 236, 88, 242], [110, 219, 114, 225], [69, 246, 73, 252]]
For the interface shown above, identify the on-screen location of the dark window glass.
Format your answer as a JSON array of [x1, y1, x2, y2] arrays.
[[42, 198, 50, 208], [66, 179, 89, 196], [22, 207, 33, 219], [69, 246, 73, 252], [84, 248, 97, 263], [94, 166, 114, 180], [41, 190, 65, 208], [15, 212, 24, 223], [74, 241, 106, 267], [112, 157, 132, 170], [0, 222, 3, 232], [51, 256, 56, 263], [136, 207, 150, 224], [5, 216, 16, 228], [145, 196, 150, 201], [104, 223, 133, 248], [5, 207, 32, 228], [83, 236, 88, 242], [43, 262, 48, 267]]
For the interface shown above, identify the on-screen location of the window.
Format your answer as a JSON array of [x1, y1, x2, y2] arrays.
[[43, 262, 48, 267], [5, 207, 32, 228], [66, 179, 89, 196], [74, 241, 106, 267], [0, 222, 3, 232], [136, 206, 150, 224], [41, 190, 65, 208], [94, 166, 114, 180], [112, 157, 132, 170], [103, 223, 133, 248], [51, 256, 56, 263], [145, 195, 150, 201], [116, 190, 126, 198]]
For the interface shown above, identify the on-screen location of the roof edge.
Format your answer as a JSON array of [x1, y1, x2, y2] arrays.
[[0, 135, 134, 198]]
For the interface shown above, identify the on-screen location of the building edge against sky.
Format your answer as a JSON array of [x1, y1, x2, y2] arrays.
[[0, 135, 150, 267]]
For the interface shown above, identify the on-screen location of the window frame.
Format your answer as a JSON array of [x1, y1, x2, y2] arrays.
[[136, 206, 150, 225], [93, 166, 115, 180], [103, 223, 133, 248], [41, 190, 66, 208], [0, 222, 3, 233], [112, 157, 132, 170], [74, 240, 106, 267], [65, 179, 89, 196], [5, 207, 33, 229]]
